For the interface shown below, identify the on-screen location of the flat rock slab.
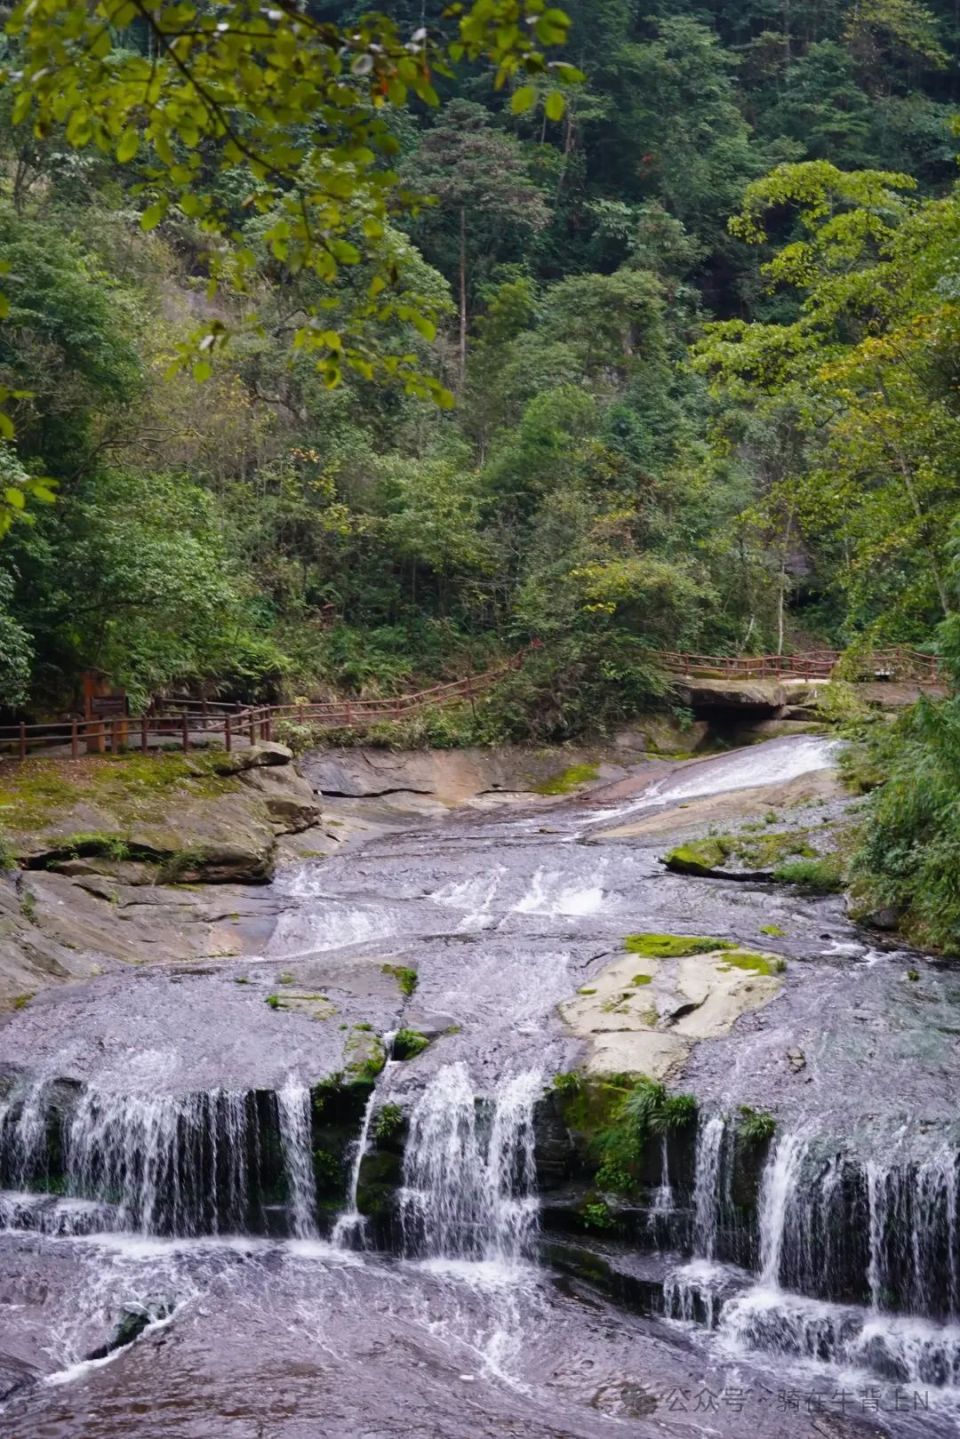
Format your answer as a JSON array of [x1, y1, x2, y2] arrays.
[[560, 946, 784, 1079]]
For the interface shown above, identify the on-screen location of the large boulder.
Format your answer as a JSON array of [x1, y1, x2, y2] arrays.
[[672, 676, 786, 713]]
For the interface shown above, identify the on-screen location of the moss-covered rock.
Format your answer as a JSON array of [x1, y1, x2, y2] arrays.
[[624, 933, 735, 959], [534, 763, 601, 796], [560, 940, 785, 1078], [662, 839, 730, 875]]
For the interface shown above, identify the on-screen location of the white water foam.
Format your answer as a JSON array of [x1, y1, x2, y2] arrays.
[[276, 1079, 318, 1240], [581, 736, 840, 829], [400, 1063, 542, 1267]]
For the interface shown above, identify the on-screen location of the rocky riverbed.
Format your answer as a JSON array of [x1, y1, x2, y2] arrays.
[[1, 734, 959, 1438]]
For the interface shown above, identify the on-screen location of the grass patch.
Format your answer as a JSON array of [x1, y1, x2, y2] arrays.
[[593, 1078, 697, 1195], [773, 855, 844, 894], [631, 973, 653, 987], [345, 1027, 387, 1083], [0, 752, 241, 837], [624, 932, 735, 959], [533, 763, 600, 796], [381, 963, 418, 998], [157, 844, 212, 883], [760, 923, 786, 937]]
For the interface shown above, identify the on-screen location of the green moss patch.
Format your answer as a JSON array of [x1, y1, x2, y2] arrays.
[[392, 1028, 430, 1061], [630, 973, 653, 987], [716, 950, 786, 977], [533, 763, 600, 796], [664, 830, 818, 877], [663, 839, 729, 874], [623, 932, 735, 959], [0, 752, 241, 839]]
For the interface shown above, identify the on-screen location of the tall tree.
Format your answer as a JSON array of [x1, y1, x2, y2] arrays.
[[404, 101, 550, 387]]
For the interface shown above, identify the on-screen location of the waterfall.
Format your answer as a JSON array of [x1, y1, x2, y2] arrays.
[[692, 1115, 725, 1259], [649, 1136, 673, 1224], [400, 1063, 542, 1264], [757, 1133, 807, 1289], [331, 1088, 378, 1249], [0, 1079, 325, 1239], [276, 1080, 318, 1239], [867, 1149, 960, 1317], [64, 1088, 255, 1235], [0, 1079, 51, 1190]]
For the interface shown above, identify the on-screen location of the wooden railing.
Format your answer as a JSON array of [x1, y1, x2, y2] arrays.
[[0, 644, 945, 763], [0, 650, 529, 762], [657, 647, 944, 684]]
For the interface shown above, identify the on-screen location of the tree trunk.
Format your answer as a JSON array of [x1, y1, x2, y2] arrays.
[[458, 206, 467, 393]]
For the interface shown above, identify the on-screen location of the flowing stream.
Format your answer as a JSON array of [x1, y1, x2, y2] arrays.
[[2, 735, 959, 1436]]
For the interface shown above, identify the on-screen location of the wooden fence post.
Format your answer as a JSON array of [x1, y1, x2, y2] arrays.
[[248, 710, 256, 744], [141, 715, 148, 753], [18, 722, 25, 761], [182, 712, 190, 754], [225, 714, 232, 753], [71, 719, 78, 760]]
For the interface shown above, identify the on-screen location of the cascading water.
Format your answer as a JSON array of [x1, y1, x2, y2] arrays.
[[64, 1088, 255, 1235], [714, 1134, 960, 1390], [0, 1079, 324, 1238], [757, 1132, 807, 1289], [276, 1080, 318, 1239], [648, 1137, 673, 1225], [692, 1115, 725, 1259], [400, 1063, 542, 1264], [331, 1088, 378, 1249], [663, 1116, 730, 1324]]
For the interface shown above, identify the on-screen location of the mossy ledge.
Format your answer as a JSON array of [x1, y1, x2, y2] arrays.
[[623, 932, 735, 959], [533, 764, 600, 796]]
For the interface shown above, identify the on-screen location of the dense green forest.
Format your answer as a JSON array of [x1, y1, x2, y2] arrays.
[[0, 0, 956, 724], [1, 0, 960, 941]]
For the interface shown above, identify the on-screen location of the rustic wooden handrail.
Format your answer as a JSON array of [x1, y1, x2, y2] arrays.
[[0, 648, 530, 761], [0, 643, 944, 763], [657, 647, 943, 682]]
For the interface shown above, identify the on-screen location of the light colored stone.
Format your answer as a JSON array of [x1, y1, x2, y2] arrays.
[[559, 947, 784, 1078]]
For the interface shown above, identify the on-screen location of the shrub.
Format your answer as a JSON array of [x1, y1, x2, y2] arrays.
[[737, 1106, 776, 1143], [392, 1028, 430, 1061]]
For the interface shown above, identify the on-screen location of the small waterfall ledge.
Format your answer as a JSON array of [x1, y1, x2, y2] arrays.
[[6, 1061, 960, 1393]]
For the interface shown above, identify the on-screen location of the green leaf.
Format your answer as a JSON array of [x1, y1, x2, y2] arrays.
[[140, 202, 165, 231], [116, 128, 140, 163], [510, 84, 537, 114], [545, 90, 565, 121]]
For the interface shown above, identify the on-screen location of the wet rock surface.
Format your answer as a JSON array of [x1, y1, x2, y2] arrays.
[[0, 747, 322, 1006], [2, 734, 960, 1437]]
